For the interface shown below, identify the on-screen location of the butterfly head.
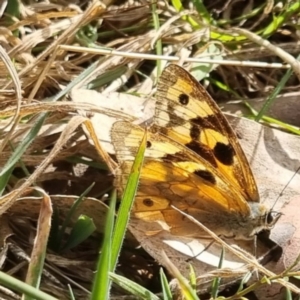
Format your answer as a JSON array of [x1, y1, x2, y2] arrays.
[[243, 203, 282, 239], [264, 210, 282, 229]]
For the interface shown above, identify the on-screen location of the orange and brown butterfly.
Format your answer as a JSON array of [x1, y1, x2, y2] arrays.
[[111, 64, 280, 241]]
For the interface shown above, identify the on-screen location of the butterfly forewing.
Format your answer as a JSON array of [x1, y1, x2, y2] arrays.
[[111, 120, 252, 238], [155, 64, 259, 202]]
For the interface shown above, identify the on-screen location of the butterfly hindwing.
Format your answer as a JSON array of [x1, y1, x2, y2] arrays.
[[111, 120, 251, 238]]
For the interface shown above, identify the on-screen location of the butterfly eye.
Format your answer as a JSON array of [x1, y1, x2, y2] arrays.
[[266, 211, 282, 227], [146, 141, 152, 148], [266, 212, 274, 225]]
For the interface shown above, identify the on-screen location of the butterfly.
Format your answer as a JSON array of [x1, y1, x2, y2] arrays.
[[111, 64, 280, 244]]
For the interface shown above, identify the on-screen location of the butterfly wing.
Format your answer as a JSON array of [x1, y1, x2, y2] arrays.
[[155, 64, 259, 203], [111, 121, 251, 237]]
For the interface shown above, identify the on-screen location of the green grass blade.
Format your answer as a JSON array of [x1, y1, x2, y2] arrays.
[[150, 0, 162, 77], [255, 54, 300, 121], [61, 215, 96, 251], [91, 189, 117, 300], [211, 247, 224, 298], [0, 271, 58, 300], [57, 183, 95, 244], [245, 102, 300, 135], [109, 272, 160, 300], [162, 252, 199, 300], [192, 0, 212, 24], [160, 268, 172, 300], [171, 0, 200, 28], [110, 129, 147, 271], [189, 265, 196, 291], [87, 66, 127, 89], [0, 113, 47, 195], [5, 0, 20, 17], [262, 2, 300, 36], [285, 286, 293, 300]]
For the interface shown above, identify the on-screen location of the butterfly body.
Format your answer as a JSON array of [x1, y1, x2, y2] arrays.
[[111, 64, 280, 244]]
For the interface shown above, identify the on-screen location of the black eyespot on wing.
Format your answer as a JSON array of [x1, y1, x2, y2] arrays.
[[186, 141, 217, 167], [214, 142, 235, 165], [194, 170, 216, 184], [146, 141, 152, 148], [179, 93, 189, 105], [143, 198, 153, 207]]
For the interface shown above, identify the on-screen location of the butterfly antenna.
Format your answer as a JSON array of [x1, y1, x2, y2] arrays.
[[186, 240, 216, 262], [271, 166, 300, 211]]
